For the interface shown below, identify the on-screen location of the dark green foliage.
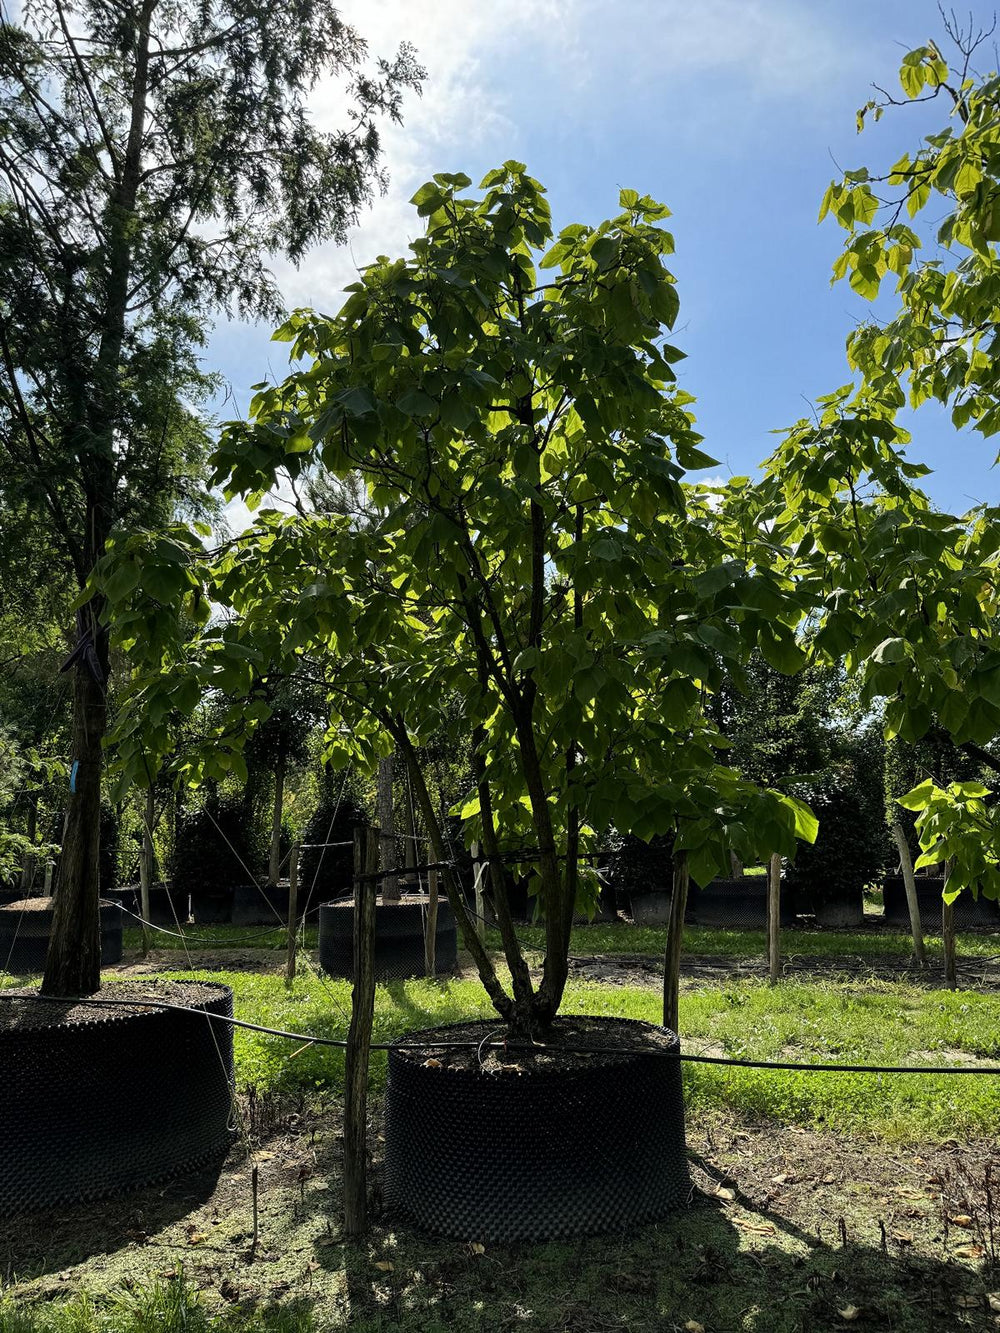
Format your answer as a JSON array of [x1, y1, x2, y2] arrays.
[[786, 723, 890, 905], [169, 789, 267, 893], [884, 729, 986, 844], [605, 831, 675, 906], [298, 770, 368, 904]]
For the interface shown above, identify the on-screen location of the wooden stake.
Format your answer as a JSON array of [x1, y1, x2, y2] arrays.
[[662, 851, 689, 1033], [249, 1162, 259, 1260], [942, 859, 957, 991], [767, 853, 781, 986], [471, 840, 486, 942], [425, 866, 439, 977], [343, 826, 378, 1237], [890, 822, 925, 965], [285, 842, 300, 988]]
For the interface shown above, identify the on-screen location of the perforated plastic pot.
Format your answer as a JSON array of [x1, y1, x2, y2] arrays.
[[810, 890, 865, 929], [629, 890, 697, 927], [232, 882, 290, 927], [190, 887, 234, 924], [111, 883, 188, 928], [0, 980, 234, 1214], [318, 897, 457, 980], [687, 877, 795, 929], [883, 876, 1000, 930], [0, 901, 122, 975], [383, 1016, 690, 1242]]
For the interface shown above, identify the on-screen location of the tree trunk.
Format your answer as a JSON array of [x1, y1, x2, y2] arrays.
[[269, 747, 286, 887], [767, 853, 781, 986], [729, 851, 744, 879], [377, 753, 398, 903], [19, 793, 38, 893], [662, 852, 689, 1033], [42, 634, 108, 996], [942, 859, 957, 991], [343, 826, 378, 1237], [890, 822, 925, 965], [425, 867, 438, 977]]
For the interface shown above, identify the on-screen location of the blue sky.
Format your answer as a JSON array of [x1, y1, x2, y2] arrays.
[[209, 0, 1000, 517]]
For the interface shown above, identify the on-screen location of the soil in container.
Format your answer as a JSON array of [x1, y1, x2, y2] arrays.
[[383, 1015, 689, 1242]]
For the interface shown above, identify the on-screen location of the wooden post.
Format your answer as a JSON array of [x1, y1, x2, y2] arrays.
[[269, 748, 286, 887], [662, 852, 689, 1033], [942, 859, 957, 991], [890, 822, 925, 966], [767, 853, 781, 986], [425, 866, 439, 977], [343, 826, 378, 1237], [285, 841, 300, 988], [378, 755, 399, 903], [471, 840, 486, 942]]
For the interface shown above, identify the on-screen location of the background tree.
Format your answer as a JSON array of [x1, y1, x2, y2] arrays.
[[754, 24, 1000, 908], [103, 166, 816, 1035], [0, 0, 422, 994]]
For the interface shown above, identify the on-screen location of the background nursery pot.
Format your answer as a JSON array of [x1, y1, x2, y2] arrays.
[[0, 979, 234, 1214], [687, 877, 794, 929], [882, 876, 1000, 930], [319, 897, 457, 981], [0, 898, 122, 974], [231, 881, 290, 927], [383, 1016, 689, 1243]]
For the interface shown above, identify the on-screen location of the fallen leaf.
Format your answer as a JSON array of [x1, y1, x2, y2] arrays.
[[422, 1058, 442, 1068], [735, 1219, 775, 1235], [823, 1174, 836, 1185], [949, 1215, 974, 1228], [470, 1242, 485, 1255], [954, 1244, 985, 1259], [988, 1293, 1000, 1312], [185, 1226, 207, 1245], [893, 1187, 924, 1200], [684, 1322, 705, 1333], [838, 1306, 860, 1321], [893, 1232, 914, 1245], [716, 1186, 736, 1201], [374, 1261, 394, 1272], [770, 1173, 790, 1185], [956, 1294, 981, 1309]]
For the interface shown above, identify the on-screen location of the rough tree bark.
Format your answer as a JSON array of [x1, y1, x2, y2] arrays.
[[890, 821, 926, 965], [662, 851, 689, 1033]]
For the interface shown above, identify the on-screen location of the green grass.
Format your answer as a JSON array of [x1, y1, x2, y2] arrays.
[[0, 1271, 312, 1331], [490, 920, 1000, 960], [127, 966, 1000, 1141], [122, 925, 319, 951]]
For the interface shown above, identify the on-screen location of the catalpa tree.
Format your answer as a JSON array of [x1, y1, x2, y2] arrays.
[[756, 23, 1000, 906], [103, 165, 815, 1033]]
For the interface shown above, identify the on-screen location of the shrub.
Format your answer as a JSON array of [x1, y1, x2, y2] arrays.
[[169, 788, 268, 892]]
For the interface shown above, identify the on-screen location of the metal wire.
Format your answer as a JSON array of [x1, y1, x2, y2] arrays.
[[3, 992, 1000, 1075]]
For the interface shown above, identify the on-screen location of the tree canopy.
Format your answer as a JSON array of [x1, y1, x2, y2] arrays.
[[102, 164, 818, 1030]]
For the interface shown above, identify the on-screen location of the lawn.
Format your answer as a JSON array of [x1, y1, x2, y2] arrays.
[[6, 959, 1000, 1331]]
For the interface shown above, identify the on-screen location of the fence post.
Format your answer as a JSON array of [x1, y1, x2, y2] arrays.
[[891, 822, 926, 966], [767, 853, 781, 986], [662, 851, 689, 1033], [425, 866, 439, 977], [285, 841, 300, 988], [942, 859, 957, 991], [471, 840, 486, 942], [343, 825, 379, 1237]]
